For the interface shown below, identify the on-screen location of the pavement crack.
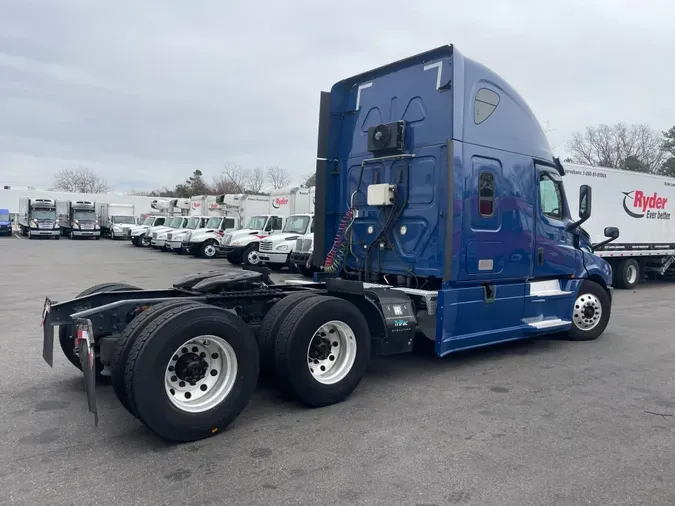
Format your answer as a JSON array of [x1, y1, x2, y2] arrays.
[[645, 410, 674, 421]]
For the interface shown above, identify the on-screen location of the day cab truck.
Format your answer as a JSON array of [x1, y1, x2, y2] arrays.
[[57, 200, 101, 240], [564, 163, 675, 289], [0, 208, 12, 236], [129, 214, 169, 246], [97, 203, 136, 239], [18, 197, 60, 239], [40, 45, 619, 443], [219, 193, 286, 266]]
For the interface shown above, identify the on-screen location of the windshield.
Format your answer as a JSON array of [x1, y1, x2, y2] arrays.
[[283, 215, 310, 234], [33, 209, 56, 220], [186, 217, 202, 229], [246, 216, 268, 230], [167, 217, 182, 228], [0, 213, 9, 222], [73, 210, 96, 221], [205, 217, 222, 229], [112, 216, 135, 224], [142, 217, 154, 225]]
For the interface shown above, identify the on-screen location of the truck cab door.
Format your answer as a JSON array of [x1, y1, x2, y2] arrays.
[[533, 164, 579, 279]]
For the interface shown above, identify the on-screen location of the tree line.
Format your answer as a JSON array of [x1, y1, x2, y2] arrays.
[[49, 122, 675, 195], [51, 163, 316, 197], [565, 123, 675, 176]]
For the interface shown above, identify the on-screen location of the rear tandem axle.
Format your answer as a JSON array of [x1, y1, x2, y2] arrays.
[[41, 267, 420, 442]]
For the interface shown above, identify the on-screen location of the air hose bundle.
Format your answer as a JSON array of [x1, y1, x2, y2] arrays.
[[323, 208, 354, 275]]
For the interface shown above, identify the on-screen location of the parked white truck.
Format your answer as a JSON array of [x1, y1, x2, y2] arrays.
[[259, 213, 314, 270], [165, 216, 209, 253], [18, 197, 60, 239], [218, 193, 285, 266], [97, 203, 136, 239], [56, 200, 100, 240], [564, 162, 675, 289], [181, 195, 237, 258], [289, 187, 316, 276], [151, 215, 191, 249]]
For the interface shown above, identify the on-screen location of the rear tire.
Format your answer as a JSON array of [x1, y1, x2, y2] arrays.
[[58, 283, 141, 377], [257, 291, 320, 374], [110, 299, 204, 416], [123, 304, 259, 442], [274, 296, 371, 407], [615, 258, 639, 289], [566, 280, 611, 341]]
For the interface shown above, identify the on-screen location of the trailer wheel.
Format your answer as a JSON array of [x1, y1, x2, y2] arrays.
[[615, 258, 639, 289], [257, 291, 319, 373], [566, 280, 611, 341], [58, 283, 141, 377], [123, 304, 259, 442], [110, 299, 204, 416], [274, 296, 371, 407]]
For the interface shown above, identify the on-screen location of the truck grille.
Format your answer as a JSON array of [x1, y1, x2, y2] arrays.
[[223, 234, 232, 246], [300, 239, 312, 252], [167, 233, 173, 240], [38, 221, 54, 229], [152, 232, 158, 239], [260, 240, 273, 252], [80, 223, 94, 230]]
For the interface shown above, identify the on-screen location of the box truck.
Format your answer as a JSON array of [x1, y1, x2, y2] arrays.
[[97, 203, 136, 239], [181, 196, 237, 258], [18, 197, 60, 239], [218, 193, 287, 266], [57, 200, 101, 240], [564, 162, 675, 289], [41, 45, 619, 443]]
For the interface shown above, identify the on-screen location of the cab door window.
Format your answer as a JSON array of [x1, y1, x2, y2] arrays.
[[539, 173, 564, 220]]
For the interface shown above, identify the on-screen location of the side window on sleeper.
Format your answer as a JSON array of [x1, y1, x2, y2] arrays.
[[478, 172, 495, 217]]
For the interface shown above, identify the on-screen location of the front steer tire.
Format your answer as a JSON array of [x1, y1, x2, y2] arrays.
[[566, 280, 611, 341], [110, 299, 206, 416], [274, 296, 371, 407], [123, 304, 259, 442], [58, 283, 141, 377]]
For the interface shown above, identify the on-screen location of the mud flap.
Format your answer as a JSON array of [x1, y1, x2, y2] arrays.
[[41, 297, 54, 367], [75, 318, 98, 425]]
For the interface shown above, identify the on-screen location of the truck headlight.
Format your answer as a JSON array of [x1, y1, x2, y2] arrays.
[[276, 244, 289, 251], [53, 223, 59, 229]]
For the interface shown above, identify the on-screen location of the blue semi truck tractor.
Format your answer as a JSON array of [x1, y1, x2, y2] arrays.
[[40, 45, 619, 443]]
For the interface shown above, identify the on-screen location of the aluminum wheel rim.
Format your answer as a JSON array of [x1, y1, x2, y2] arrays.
[[164, 335, 238, 413], [306, 320, 357, 385], [142, 236, 150, 246], [204, 244, 216, 257], [626, 264, 637, 285], [247, 250, 260, 265], [573, 293, 602, 331]]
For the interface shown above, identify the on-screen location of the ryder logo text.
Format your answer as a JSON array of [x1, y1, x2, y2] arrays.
[[622, 190, 671, 220]]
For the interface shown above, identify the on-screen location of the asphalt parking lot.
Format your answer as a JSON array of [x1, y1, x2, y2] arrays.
[[1, 235, 674, 505]]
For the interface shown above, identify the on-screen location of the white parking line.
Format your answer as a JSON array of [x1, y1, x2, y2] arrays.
[[13, 233, 22, 239]]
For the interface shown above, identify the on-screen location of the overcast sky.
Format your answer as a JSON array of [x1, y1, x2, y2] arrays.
[[1, 0, 673, 192]]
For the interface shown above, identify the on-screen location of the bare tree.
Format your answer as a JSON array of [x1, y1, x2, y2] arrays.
[[567, 123, 666, 173], [248, 167, 266, 193], [216, 162, 252, 193], [266, 166, 291, 190], [52, 167, 110, 193], [542, 120, 561, 151]]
